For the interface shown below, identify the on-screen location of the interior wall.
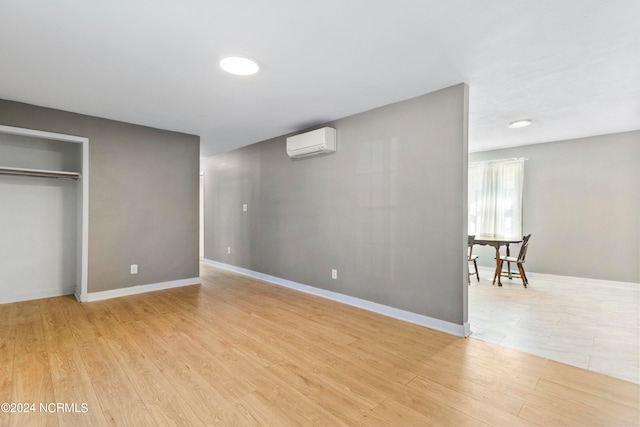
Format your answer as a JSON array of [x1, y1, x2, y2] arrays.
[[0, 134, 80, 302], [469, 130, 640, 284], [0, 99, 200, 294], [204, 84, 469, 326]]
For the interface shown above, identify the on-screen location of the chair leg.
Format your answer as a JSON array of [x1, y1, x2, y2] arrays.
[[474, 260, 480, 282], [517, 264, 527, 288]]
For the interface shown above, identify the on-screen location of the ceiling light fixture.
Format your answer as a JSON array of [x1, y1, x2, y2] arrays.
[[219, 56, 260, 76], [508, 119, 532, 129]]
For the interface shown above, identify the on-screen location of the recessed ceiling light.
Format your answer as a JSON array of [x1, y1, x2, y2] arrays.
[[219, 56, 260, 76], [508, 119, 532, 129]]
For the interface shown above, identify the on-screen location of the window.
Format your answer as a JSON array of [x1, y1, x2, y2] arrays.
[[468, 158, 524, 238]]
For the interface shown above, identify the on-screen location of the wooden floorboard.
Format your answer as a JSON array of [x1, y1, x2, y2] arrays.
[[0, 263, 638, 426]]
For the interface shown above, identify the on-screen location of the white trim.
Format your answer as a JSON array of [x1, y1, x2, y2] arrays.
[[477, 266, 639, 291], [0, 287, 76, 305], [0, 125, 90, 302], [82, 277, 201, 302], [204, 259, 470, 338], [79, 132, 89, 301]]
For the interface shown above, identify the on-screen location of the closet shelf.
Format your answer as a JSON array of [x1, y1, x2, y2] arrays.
[[0, 166, 81, 180]]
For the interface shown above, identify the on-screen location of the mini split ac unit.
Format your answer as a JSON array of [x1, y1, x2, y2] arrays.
[[286, 127, 337, 158]]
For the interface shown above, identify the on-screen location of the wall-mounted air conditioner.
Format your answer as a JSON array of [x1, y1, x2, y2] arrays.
[[286, 127, 337, 158]]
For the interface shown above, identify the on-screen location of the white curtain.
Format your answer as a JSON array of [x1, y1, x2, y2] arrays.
[[468, 158, 524, 238]]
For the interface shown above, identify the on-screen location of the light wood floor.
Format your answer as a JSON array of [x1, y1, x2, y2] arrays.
[[1, 264, 638, 426]]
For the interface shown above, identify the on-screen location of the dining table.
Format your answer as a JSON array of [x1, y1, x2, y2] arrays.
[[471, 235, 524, 286]]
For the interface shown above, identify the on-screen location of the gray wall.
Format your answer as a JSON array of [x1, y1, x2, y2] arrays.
[[0, 99, 200, 293], [204, 84, 469, 326], [470, 130, 640, 283], [0, 132, 81, 171]]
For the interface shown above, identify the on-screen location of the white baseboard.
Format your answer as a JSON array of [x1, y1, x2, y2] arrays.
[[204, 259, 470, 338], [477, 266, 639, 291], [80, 277, 201, 302], [0, 286, 76, 305]]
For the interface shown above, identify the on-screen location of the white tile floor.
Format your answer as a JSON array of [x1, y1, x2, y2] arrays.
[[468, 269, 640, 384]]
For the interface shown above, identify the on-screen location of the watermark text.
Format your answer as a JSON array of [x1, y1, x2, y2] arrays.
[[1, 402, 88, 413]]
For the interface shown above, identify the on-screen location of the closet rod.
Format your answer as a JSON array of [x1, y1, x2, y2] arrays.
[[0, 166, 80, 180]]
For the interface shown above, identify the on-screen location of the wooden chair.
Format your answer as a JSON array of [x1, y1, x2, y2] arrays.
[[493, 234, 531, 288], [468, 235, 479, 285]]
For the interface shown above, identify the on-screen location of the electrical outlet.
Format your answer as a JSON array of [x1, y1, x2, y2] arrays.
[[331, 269, 337, 280], [130, 264, 138, 274], [243, 204, 248, 212], [227, 246, 231, 254]]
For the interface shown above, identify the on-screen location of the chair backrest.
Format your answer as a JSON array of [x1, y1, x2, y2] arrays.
[[517, 234, 531, 262]]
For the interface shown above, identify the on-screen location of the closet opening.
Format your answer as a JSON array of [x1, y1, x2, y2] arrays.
[[0, 125, 89, 304]]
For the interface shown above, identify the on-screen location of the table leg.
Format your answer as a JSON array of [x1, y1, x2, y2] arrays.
[[506, 244, 512, 279], [494, 243, 502, 286]]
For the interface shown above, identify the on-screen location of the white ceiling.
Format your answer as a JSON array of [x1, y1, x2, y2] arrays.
[[1, 1, 638, 156]]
